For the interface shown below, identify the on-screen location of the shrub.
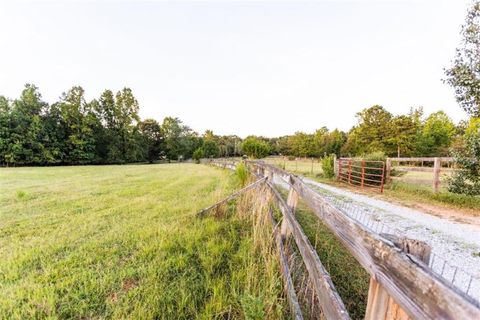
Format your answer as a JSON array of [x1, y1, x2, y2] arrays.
[[362, 151, 386, 162], [321, 154, 335, 178], [192, 148, 204, 164], [448, 121, 480, 195], [235, 162, 249, 187]]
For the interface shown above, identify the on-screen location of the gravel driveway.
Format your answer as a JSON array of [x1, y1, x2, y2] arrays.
[[272, 174, 480, 303]]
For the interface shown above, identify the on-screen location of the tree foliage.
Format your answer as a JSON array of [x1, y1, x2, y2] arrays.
[[448, 118, 480, 195], [241, 137, 270, 159], [415, 111, 456, 156], [445, 2, 480, 195], [0, 85, 229, 166], [0, 85, 464, 167], [138, 119, 163, 163], [445, 1, 480, 117]]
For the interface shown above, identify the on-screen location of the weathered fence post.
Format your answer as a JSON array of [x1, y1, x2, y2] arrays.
[[267, 169, 274, 182], [432, 157, 441, 193], [287, 186, 299, 212], [348, 159, 352, 184], [361, 159, 365, 188], [380, 162, 386, 193], [385, 158, 391, 183], [333, 154, 338, 178], [365, 236, 431, 320], [281, 182, 299, 239]]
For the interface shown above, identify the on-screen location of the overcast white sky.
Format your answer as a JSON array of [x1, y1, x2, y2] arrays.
[[0, 0, 473, 137]]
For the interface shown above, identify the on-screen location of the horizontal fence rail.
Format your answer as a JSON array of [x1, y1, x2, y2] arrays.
[[207, 158, 480, 320], [207, 159, 349, 319], [386, 157, 456, 192], [266, 179, 350, 320]]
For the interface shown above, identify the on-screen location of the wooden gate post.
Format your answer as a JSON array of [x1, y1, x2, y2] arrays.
[[333, 154, 338, 178], [337, 158, 342, 181], [361, 159, 365, 188], [365, 236, 431, 320], [386, 158, 391, 183], [348, 159, 352, 184], [432, 157, 441, 193]]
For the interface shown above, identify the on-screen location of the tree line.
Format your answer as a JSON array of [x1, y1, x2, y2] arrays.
[[271, 105, 462, 159], [0, 84, 243, 166], [1, 83, 477, 167], [0, 83, 475, 166]]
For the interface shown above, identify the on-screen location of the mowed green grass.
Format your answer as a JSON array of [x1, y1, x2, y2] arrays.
[[264, 157, 323, 178], [0, 164, 286, 319]]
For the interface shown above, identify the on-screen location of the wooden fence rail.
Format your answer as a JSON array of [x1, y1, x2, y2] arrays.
[[266, 179, 350, 319], [386, 157, 455, 193], [249, 160, 480, 320], [208, 159, 480, 320]]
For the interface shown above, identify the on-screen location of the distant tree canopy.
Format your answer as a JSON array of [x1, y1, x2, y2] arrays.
[[0, 84, 465, 166], [0, 84, 242, 166]]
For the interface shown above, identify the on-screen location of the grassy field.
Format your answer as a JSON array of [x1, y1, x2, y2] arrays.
[[391, 169, 453, 190], [0, 164, 287, 319], [264, 157, 323, 179]]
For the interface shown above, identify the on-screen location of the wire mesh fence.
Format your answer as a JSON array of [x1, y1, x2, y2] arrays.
[[271, 173, 480, 304], [320, 189, 480, 304]]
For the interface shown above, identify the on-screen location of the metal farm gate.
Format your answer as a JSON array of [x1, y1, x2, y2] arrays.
[[338, 158, 386, 193]]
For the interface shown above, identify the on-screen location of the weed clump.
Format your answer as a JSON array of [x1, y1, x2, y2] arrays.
[[235, 162, 249, 187], [321, 154, 335, 178]]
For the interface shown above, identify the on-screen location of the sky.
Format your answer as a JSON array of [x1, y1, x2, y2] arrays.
[[0, 0, 474, 137]]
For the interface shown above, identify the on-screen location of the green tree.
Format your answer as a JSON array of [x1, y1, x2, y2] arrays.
[[312, 127, 329, 157], [343, 105, 393, 155], [95, 90, 120, 162], [57, 86, 97, 164], [138, 119, 163, 163], [0, 96, 13, 165], [42, 101, 66, 164], [324, 129, 346, 156], [289, 132, 315, 157], [448, 118, 480, 195], [7, 84, 49, 165], [202, 130, 220, 158], [415, 111, 456, 156], [115, 88, 141, 162], [217, 135, 241, 157], [389, 115, 418, 157], [445, 1, 480, 117], [241, 136, 271, 159], [161, 117, 200, 160], [192, 147, 205, 163]]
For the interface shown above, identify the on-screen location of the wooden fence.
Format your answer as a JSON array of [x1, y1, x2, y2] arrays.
[[386, 157, 455, 193], [208, 159, 480, 320]]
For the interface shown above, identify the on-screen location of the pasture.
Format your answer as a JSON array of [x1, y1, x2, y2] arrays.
[[264, 157, 323, 178], [0, 164, 287, 319]]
